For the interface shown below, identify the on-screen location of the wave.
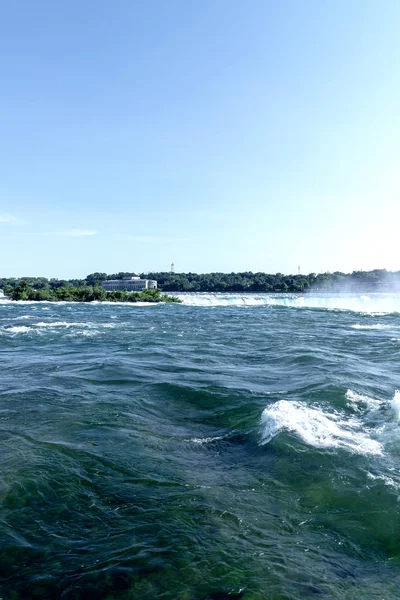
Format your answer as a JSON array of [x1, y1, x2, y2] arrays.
[[3, 325, 32, 334], [367, 472, 400, 492], [390, 390, 400, 420], [260, 399, 383, 455], [35, 321, 94, 328], [2, 293, 399, 313], [177, 293, 400, 314], [0, 321, 118, 335], [68, 330, 100, 338], [188, 435, 226, 445], [260, 390, 400, 455], [35, 321, 116, 329], [0, 299, 63, 305], [350, 324, 400, 330], [0, 299, 162, 307], [0, 315, 31, 321], [345, 389, 383, 410]]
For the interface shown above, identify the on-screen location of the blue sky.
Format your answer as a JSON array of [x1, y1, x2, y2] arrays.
[[0, 0, 399, 278]]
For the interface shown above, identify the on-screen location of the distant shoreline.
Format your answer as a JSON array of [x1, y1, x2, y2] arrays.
[[1, 269, 398, 296]]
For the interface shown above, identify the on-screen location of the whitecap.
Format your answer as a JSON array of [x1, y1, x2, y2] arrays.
[[350, 324, 398, 330], [35, 321, 89, 328], [2, 326, 33, 334], [100, 301, 160, 307], [188, 436, 225, 445], [67, 330, 100, 338], [260, 400, 383, 455], [34, 321, 118, 330], [0, 315, 30, 322], [345, 389, 382, 410], [367, 472, 400, 492], [390, 390, 400, 420]]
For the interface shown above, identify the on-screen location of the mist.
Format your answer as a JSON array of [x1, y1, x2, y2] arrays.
[[307, 269, 400, 294]]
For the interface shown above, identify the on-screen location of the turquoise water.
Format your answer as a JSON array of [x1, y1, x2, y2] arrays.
[[1, 293, 400, 599]]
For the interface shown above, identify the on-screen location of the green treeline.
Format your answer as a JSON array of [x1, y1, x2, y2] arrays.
[[3, 281, 180, 303], [141, 269, 400, 292], [0, 269, 399, 297]]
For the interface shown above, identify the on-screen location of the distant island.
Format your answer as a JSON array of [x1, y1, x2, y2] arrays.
[[2, 280, 180, 303], [0, 269, 399, 299]]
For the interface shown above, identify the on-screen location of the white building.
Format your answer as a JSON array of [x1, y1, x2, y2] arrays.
[[102, 277, 157, 292]]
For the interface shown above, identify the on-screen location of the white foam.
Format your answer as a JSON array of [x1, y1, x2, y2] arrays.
[[177, 293, 400, 314], [34, 321, 117, 329], [0, 299, 159, 307], [0, 321, 118, 334], [350, 324, 399, 330], [345, 389, 382, 410], [189, 436, 225, 445], [68, 330, 100, 338], [391, 390, 400, 420], [36, 321, 95, 328], [0, 299, 57, 305], [367, 472, 400, 492], [260, 400, 383, 455], [99, 301, 160, 307], [3, 325, 32, 334], [0, 315, 30, 321]]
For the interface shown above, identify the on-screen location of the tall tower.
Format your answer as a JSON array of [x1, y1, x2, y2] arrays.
[[171, 262, 175, 274], [298, 265, 300, 274]]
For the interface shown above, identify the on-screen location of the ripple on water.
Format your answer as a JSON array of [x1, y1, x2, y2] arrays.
[[1, 298, 400, 598]]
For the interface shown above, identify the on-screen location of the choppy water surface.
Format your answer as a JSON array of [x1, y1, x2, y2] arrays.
[[1, 293, 400, 599]]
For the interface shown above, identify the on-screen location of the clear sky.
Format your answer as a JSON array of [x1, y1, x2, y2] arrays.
[[0, 0, 399, 278]]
